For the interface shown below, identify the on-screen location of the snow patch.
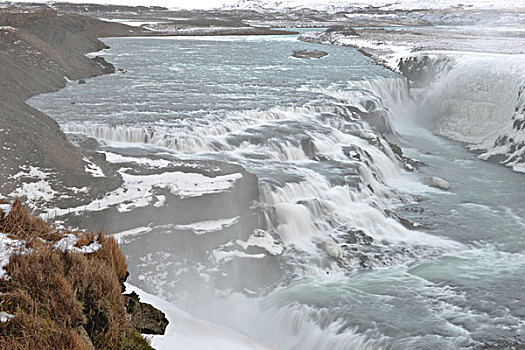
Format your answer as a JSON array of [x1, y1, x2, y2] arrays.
[[10, 166, 57, 204], [301, 31, 413, 70], [174, 217, 239, 235], [12, 166, 50, 180], [236, 230, 284, 256], [226, 0, 525, 11], [116, 226, 154, 242], [0, 204, 12, 218], [54, 233, 102, 254], [98, 18, 164, 27], [10, 180, 57, 203], [103, 152, 173, 168], [46, 169, 242, 217], [212, 249, 266, 263], [0, 233, 25, 280], [0, 312, 14, 323], [0, 26, 16, 32], [154, 195, 166, 208], [513, 163, 525, 173], [83, 156, 105, 177]]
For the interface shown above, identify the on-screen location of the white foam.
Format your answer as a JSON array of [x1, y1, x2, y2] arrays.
[[274, 202, 316, 253]]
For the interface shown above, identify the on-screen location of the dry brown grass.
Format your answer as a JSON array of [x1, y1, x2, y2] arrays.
[[74, 232, 96, 249], [0, 200, 152, 349], [0, 199, 62, 242]]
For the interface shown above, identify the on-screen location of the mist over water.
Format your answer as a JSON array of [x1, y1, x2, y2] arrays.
[[29, 33, 525, 349]]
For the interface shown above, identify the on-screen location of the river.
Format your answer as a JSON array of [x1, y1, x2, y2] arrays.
[[28, 31, 525, 349]]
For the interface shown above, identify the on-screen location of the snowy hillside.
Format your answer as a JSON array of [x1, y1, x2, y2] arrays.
[[226, 0, 525, 11]]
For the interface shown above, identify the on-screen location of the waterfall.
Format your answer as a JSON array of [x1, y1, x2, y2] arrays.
[[399, 54, 525, 173], [63, 76, 458, 276]]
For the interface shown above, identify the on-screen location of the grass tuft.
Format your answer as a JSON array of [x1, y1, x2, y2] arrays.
[[0, 199, 152, 349]]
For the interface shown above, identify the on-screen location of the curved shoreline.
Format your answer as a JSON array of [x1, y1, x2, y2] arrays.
[[0, 7, 295, 210]]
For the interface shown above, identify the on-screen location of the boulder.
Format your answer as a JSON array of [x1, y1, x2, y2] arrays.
[[78, 79, 86, 84], [124, 291, 168, 335], [359, 131, 377, 141], [430, 176, 450, 190], [92, 56, 115, 74], [342, 229, 373, 245], [75, 326, 95, 350], [292, 50, 328, 59]]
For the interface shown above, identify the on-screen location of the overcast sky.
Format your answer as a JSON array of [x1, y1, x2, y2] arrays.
[[3, 0, 240, 9]]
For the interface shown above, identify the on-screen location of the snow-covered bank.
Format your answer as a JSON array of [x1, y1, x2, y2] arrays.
[[300, 25, 525, 71], [125, 283, 274, 350]]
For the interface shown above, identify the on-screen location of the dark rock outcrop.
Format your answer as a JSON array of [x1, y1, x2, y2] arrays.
[[92, 56, 115, 74], [387, 141, 424, 171], [124, 291, 169, 335], [326, 26, 359, 36], [397, 54, 454, 87], [292, 50, 329, 59]]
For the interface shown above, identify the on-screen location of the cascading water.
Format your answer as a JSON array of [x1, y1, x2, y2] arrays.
[[399, 54, 525, 173], [27, 34, 525, 349]]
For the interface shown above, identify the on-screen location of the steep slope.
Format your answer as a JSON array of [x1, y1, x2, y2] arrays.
[[0, 9, 150, 208], [0, 199, 167, 349]]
